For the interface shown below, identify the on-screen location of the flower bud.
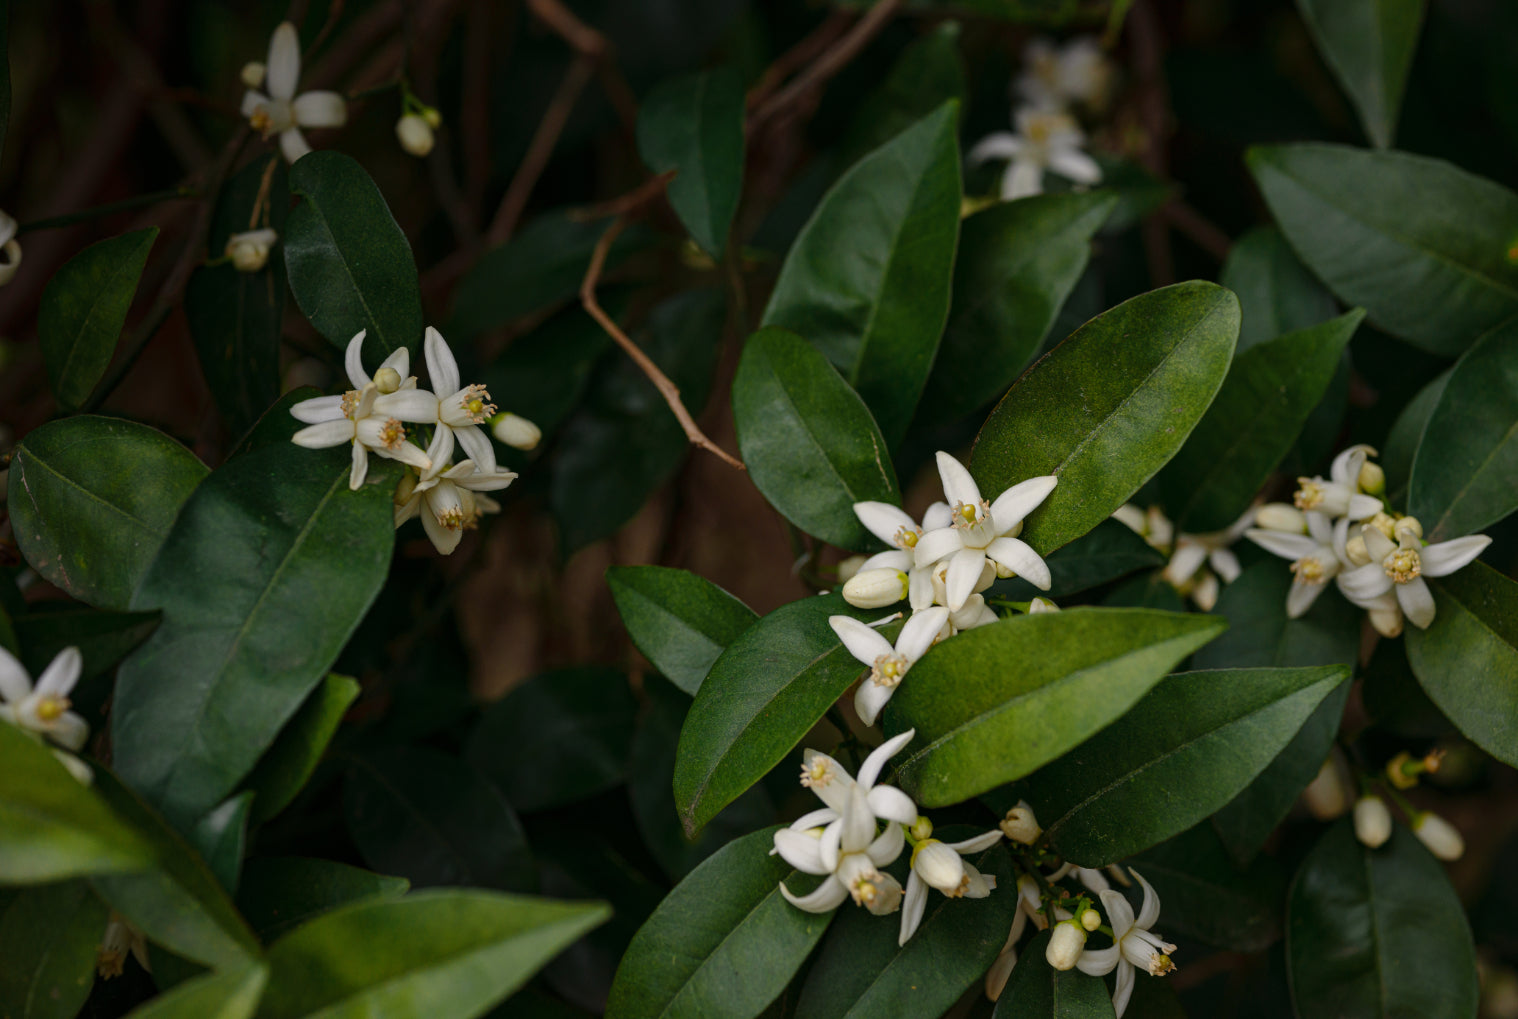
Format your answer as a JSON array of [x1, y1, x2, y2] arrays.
[[1000, 801, 1042, 844], [1358, 460, 1386, 495], [1385, 750, 1421, 790], [1045, 920, 1087, 971], [396, 113, 435, 157], [993, 560, 1017, 579], [1413, 812, 1464, 861], [1366, 601, 1404, 638], [1394, 515, 1423, 541], [1255, 503, 1308, 534], [1145, 506, 1174, 548], [491, 412, 542, 451], [836, 554, 867, 584], [912, 840, 967, 895], [1353, 795, 1392, 849], [843, 568, 908, 609], [1191, 571, 1219, 612], [909, 815, 934, 842], [1080, 908, 1102, 932], [1368, 512, 1397, 540], [224, 228, 277, 273], [1028, 597, 1059, 614], [1344, 534, 1372, 566], [422, 106, 443, 129], [373, 367, 403, 394], [1301, 753, 1353, 820], [241, 61, 266, 88]]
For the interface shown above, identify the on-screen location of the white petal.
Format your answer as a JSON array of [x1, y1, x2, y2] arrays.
[[373, 439, 432, 472], [854, 502, 918, 547], [266, 22, 301, 101], [908, 567, 935, 612], [860, 549, 913, 574], [1362, 526, 1396, 562], [372, 389, 440, 423], [866, 785, 918, 826], [780, 877, 848, 913], [1048, 147, 1102, 184], [858, 729, 914, 789], [0, 647, 31, 703], [1004, 160, 1043, 200], [990, 476, 1057, 534], [947, 829, 1004, 854], [1098, 888, 1135, 940], [854, 681, 894, 728], [420, 501, 463, 555], [897, 607, 949, 662], [454, 424, 497, 474], [1245, 528, 1318, 561], [923, 502, 953, 530], [424, 326, 461, 397], [803, 750, 854, 814], [1330, 444, 1375, 486], [868, 815, 905, 865], [830, 615, 894, 667], [913, 527, 964, 568], [935, 451, 982, 509], [378, 345, 410, 380], [961, 861, 995, 898], [773, 829, 830, 874], [946, 548, 987, 612], [899, 873, 928, 946], [1075, 945, 1121, 976], [1309, 511, 1335, 547], [292, 419, 354, 448], [968, 132, 1024, 165], [1112, 961, 1136, 1018], [984, 537, 1052, 590], [1285, 576, 1326, 618], [1131, 869, 1161, 929], [1162, 541, 1208, 586], [1346, 493, 1383, 520], [1397, 577, 1437, 629], [839, 787, 876, 855], [34, 648, 82, 698], [456, 467, 518, 493], [349, 442, 369, 490], [423, 426, 455, 480], [50, 711, 90, 752], [279, 128, 312, 164], [293, 91, 347, 128], [290, 395, 345, 424], [344, 330, 371, 388], [1337, 562, 1393, 601], [1421, 535, 1491, 577], [819, 818, 843, 873], [1210, 547, 1241, 584], [240, 89, 270, 118]]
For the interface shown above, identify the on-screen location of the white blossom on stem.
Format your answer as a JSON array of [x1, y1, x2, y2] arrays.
[[850, 501, 951, 610], [225, 228, 278, 272], [969, 108, 1101, 201], [1245, 509, 1343, 617], [899, 828, 1003, 945], [240, 22, 347, 163], [830, 607, 950, 725], [1076, 870, 1177, 1017], [773, 784, 907, 916], [1017, 36, 1114, 112], [1336, 525, 1490, 630], [1292, 444, 1382, 530], [0, 646, 88, 752], [290, 382, 432, 491], [372, 327, 502, 473], [394, 428, 517, 555]]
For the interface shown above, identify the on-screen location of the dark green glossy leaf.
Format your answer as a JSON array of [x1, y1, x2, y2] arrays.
[[188, 791, 253, 894], [607, 828, 829, 1019], [1101, 573, 1187, 612], [124, 962, 267, 1019], [1381, 369, 1450, 505], [835, 20, 966, 173], [607, 565, 758, 696], [972, 282, 1240, 555], [466, 667, 635, 811], [256, 890, 609, 1019], [1405, 562, 1518, 767], [674, 594, 878, 836], [1408, 318, 1518, 539], [1287, 821, 1477, 1019], [0, 881, 110, 1018], [186, 154, 287, 437], [227, 388, 323, 459], [112, 444, 397, 827], [7, 416, 207, 611], [925, 192, 1116, 421], [236, 856, 408, 943], [10, 606, 159, 683], [1296, 0, 1426, 148], [637, 66, 744, 257], [994, 519, 1167, 602], [1220, 226, 1340, 353], [1362, 632, 1455, 739], [762, 102, 961, 446], [993, 930, 1116, 1019], [342, 746, 535, 891], [38, 228, 157, 410], [1247, 144, 1518, 355], [1030, 666, 1350, 866], [1161, 309, 1363, 533], [285, 151, 422, 358], [1133, 824, 1284, 951], [732, 327, 900, 550], [242, 673, 359, 825], [884, 608, 1226, 807]]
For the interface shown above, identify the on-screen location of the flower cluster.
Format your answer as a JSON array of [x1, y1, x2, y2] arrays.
[[835, 450, 1057, 724], [0, 645, 92, 783], [289, 328, 539, 555], [241, 22, 347, 164], [968, 36, 1110, 201], [1111, 503, 1255, 610]]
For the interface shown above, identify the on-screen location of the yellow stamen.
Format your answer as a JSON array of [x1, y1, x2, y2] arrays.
[[36, 696, 69, 722], [1293, 478, 1325, 511], [894, 526, 920, 549], [1151, 955, 1175, 977], [800, 757, 834, 789], [340, 389, 362, 419], [1291, 556, 1327, 585], [438, 506, 466, 531], [378, 418, 407, 450], [871, 653, 908, 688], [1384, 548, 1421, 584], [249, 108, 272, 135]]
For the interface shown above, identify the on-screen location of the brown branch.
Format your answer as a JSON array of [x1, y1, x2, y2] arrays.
[[749, 0, 903, 132], [747, 11, 853, 110], [524, 0, 605, 57], [570, 171, 675, 222], [580, 219, 745, 471]]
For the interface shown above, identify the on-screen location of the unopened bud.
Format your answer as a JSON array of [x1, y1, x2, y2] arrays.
[[1145, 506, 1174, 548], [909, 815, 934, 842], [1367, 601, 1404, 638], [224, 228, 277, 273], [373, 367, 402, 394], [1028, 597, 1059, 614], [1353, 795, 1392, 849], [1000, 801, 1042, 844], [1386, 751, 1421, 790], [1255, 502, 1309, 534], [394, 472, 419, 507], [842, 568, 908, 609], [1191, 571, 1219, 612], [912, 840, 967, 894], [993, 560, 1017, 579], [491, 412, 541, 451], [1358, 461, 1386, 495], [241, 61, 266, 89], [1080, 908, 1102, 932], [1394, 515, 1423, 541], [1045, 920, 1087, 971], [1368, 512, 1397, 540], [1301, 753, 1353, 820], [836, 554, 867, 585], [396, 113, 435, 157], [1413, 812, 1464, 861], [1344, 534, 1372, 567], [422, 106, 443, 129]]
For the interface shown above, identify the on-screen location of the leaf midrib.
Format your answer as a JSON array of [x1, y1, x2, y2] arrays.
[[53, 242, 149, 402]]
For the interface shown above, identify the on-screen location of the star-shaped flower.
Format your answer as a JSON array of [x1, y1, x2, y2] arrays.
[[240, 22, 347, 163], [830, 607, 950, 726]]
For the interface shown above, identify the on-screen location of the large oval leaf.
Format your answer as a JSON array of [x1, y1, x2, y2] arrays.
[[835, 21, 966, 172], [1029, 666, 1350, 866], [111, 444, 397, 827], [1131, 824, 1284, 951], [731, 328, 900, 550], [285, 151, 422, 358], [1381, 368, 1451, 505], [0, 881, 110, 1019], [606, 827, 830, 1019], [761, 102, 961, 446], [637, 66, 745, 257], [993, 930, 1116, 1019], [1287, 821, 1477, 1019], [994, 519, 1166, 603], [124, 962, 268, 1019], [1247, 144, 1518, 355], [1404, 561, 1518, 767], [1407, 317, 1518, 539], [971, 281, 1240, 554], [257, 890, 609, 1019], [7, 416, 207, 611], [1220, 226, 1339, 353], [884, 608, 1226, 807], [1296, 0, 1425, 149], [241, 673, 359, 825], [236, 856, 409, 943], [607, 565, 757, 696]]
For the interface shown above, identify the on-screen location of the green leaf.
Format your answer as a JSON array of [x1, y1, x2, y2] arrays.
[[1407, 317, 1518, 539], [241, 674, 359, 825], [285, 151, 422, 358], [186, 154, 287, 437], [0, 881, 111, 1019], [1132, 824, 1284, 951], [883, 608, 1226, 807], [38, 228, 157, 410], [1029, 666, 1350, 866], [124, 961, 268, 1019], [1287, 821, 1477, 1019], [236, 856, 408, 943], [923, 192, 1117, 420], [7, 416, 207, 611], [674, 594, 879, 836], [342, 746, 535, 891], [971, 282, 1240, 555], [795, 842, 1016, 1019], [1295, 0, 1426, 149], [189, 792, 254, 894], [466, 667, 636, 811], [0, 721, 153, 883], [10, 606, 160, 683], [1161, 309, 1363, 533], [1247, 144, 1518, 355], [256, 890, 609, 1019], [731, 327, 900, 550], [1381, 368, 1450, 505], [994, 519, 1166, 602], [1405, 561, 1518, 767], [227, 388, 323, 459], [112, 444, 397, 827], [607, 827, 829, 1019], [1219, 226, 1340, 353], [637, 66, 745, 257], [993, 930, 1116, 1019], [607, 565, 758, 696], [761, 102, 962, 446], [835, 21, 966, 173]]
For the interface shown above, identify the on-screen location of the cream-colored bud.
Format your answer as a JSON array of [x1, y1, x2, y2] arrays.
[[422, 106, 443, 129], [837, 554, 867, 585], [1080, 908, 1102, 932], [842, 568, 908, 609], [396, 113, 435, 157], [1395, 515, 1423, 541], [1000, 801, 1042, 844], [1255, 503, 1309, 534], [1344, 534, 1372, 567], [1028, 597, 1059, 614], [1046, 920, 1087, 971], [909, 815, 934, 842], [491, 412, 542, 451], [1367, 602, 1404, 638], [1413, 812, 1464, 861], [373, 367, 402, 394], [1191, 571, 1220, 612], [1301, 752, 1353, 820], [394, 471, 418, 507], [1358, 461, 1386, 495], [224, 228, 277, 273], [993, 560, 1017, 579], [912, 840, 967, 894], [241, 61, 266, 89], [1353, 796, 1392, 849]]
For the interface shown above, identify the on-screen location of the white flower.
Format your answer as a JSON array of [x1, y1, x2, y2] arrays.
[[851, 501, 951, 610], [1292, 444, 1383, 528], [0, 645, 88, 752], [899, 828, 1002, 945], [1163, 507, 1253, 590], [240, 22, 348, 163], [0, 209, 22, 286], [394, 428, 517, 555], [913, 452, 1057, 612], [1000, 800, 1042, 844], [1412, 812, 1464, 861], [1076, 870, 1177, 1018], [1047, 919, 1088, 971], [842, 568, 910, 610], [290, 382, 432, 490], [1336, 525, 1491, 630], [225, 228, 277, 272], [1301, 752, 1354, 821], [1245, 509, 1343, 617], [396, 113, 435, 157], [1353, 795, 1392, 848], [830, 607, 950, 725], [1254, 502, 1308, 534], [290, 330, 417, 427], [491, 412, 542, 451], [371, 327, 502, 474], [969, 108, 1101, 201], [97, 912, 150, 979], [1017, 36, 1113, 112]]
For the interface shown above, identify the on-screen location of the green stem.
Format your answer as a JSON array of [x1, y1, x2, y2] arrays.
[[18, 188, 199, 234]]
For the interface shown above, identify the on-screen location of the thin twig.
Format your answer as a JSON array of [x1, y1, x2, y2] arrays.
[[524, 0, 605, 56], [248, 156, 280, 231], [580, 219, 745, 471], [747, 11, 852, 110], [749, 0, 903, 132], [17, 189, 198, 234], [569, 171, 674, 222]]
